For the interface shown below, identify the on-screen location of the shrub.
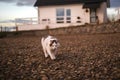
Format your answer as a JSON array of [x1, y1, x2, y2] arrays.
[[0, 32, 7, 38], [13, 32, 20, 36]]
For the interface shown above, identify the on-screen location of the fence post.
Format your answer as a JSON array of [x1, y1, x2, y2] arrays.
[[15, 21, 18, 32], [30, 18, 32, 24], [5, 27, 6, 32], [16, 26, 18, 31], [0, 26, 2, 32]]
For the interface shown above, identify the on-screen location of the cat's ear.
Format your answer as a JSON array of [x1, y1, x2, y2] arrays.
[[50, 40, 53, 46]]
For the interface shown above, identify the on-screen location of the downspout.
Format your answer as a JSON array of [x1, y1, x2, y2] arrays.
[[38, 7, 40, 24]]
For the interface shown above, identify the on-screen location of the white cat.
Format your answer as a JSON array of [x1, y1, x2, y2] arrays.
[[41, 35, 60, 60]]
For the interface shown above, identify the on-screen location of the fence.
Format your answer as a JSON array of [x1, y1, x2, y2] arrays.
[[15, 16, 86, 25], [0, 27, 18, 32], [15, 17, 38, 26]]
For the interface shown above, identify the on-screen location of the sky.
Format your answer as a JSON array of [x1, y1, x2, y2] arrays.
[[0, 0, 37, 26], [107, 0, 120, 16], [0, 0, 37, 20], [0, 0, 120, 27]]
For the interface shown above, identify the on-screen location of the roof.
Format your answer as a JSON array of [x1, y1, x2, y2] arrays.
[[83, 3, 100, 8], [34, 0, 109, 7]]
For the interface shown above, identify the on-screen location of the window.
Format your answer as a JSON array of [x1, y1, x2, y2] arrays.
[[66, 9, 71, 23], [56, 8, 64, 16], [56, 16, 64, 23], [66, 17, 71, 20], [66, 9, 71, 16], [56, 8, 64, 23], [56, 8, 71, 23], [41, 19, 50, 24], [90, 9, 97, 23], [42, 19, 47, 21], [57, 17, 64, 20]]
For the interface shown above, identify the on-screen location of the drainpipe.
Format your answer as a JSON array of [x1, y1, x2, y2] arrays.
[[38, 7, 40, 24]]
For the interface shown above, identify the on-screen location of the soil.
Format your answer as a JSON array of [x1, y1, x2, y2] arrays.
[[0, 33, 120, 80]]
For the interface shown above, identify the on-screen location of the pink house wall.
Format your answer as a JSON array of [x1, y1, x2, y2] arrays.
[[18, 2, 108, 31]]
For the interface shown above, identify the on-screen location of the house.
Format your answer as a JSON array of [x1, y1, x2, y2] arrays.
[[18, 0, 110, 31], [33, 0, 110, 29]]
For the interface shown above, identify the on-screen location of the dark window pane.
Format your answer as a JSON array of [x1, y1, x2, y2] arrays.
[[66, 17, 71, 20], [66, 9, 71, 16], [57, 17, 64, 20], [57, 21, 64, 23], [42, 19, 47, 21], [56, 8, 64, 16], [66, 21, 71, 23], [77, 21, 81, 23]]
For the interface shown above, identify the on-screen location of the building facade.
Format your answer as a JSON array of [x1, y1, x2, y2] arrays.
[[18, 0, 110, 31], [34, 0, 110, 28]]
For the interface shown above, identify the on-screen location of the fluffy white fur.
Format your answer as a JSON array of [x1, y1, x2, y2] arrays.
[[41, 35, 60, 60]]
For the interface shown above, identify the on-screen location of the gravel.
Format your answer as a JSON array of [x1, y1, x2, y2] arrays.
[[0, 33, 120, 80]]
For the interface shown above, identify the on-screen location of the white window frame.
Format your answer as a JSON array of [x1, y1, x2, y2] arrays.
[[56, 8, 71, 23]]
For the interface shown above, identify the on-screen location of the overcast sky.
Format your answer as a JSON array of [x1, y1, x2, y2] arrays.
[[0, 0, 120, 26], [0, 0, 37, 22], [110, 0, 120, 7], [0, 0, 35, 6], [0, 0, 119, 7]]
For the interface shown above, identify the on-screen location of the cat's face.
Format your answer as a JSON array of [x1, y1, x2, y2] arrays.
[[50, 39, 60, 50]]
